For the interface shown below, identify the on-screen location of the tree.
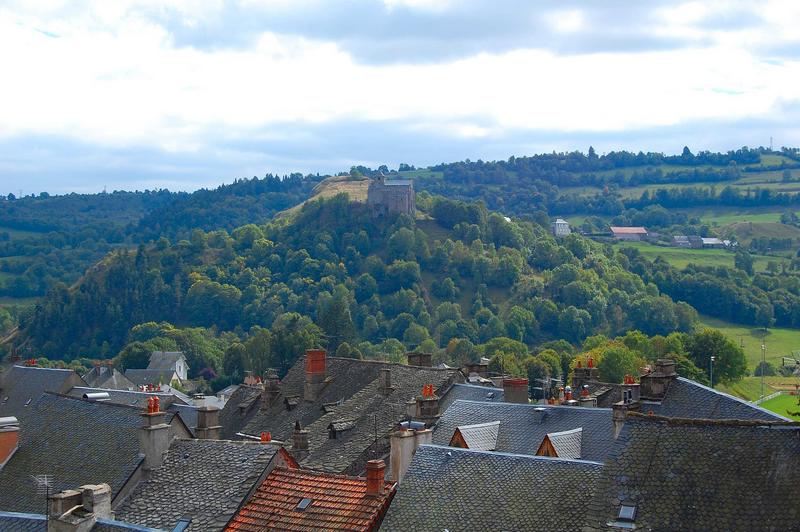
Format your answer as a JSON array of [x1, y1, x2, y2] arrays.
[[685, 329, 747, 383], [117, 341, 152, 370], [318, 286, 356, 351], [222, 343, 246, 380], [335, 341, 363, 359], [596, 344, 642, 384], [734, 250, 755, 276]]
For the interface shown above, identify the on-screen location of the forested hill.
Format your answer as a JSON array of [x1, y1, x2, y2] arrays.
[[23, 193, 697, 368]]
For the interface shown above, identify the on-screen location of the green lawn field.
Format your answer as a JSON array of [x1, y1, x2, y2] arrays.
[[0, 225, 44, 239], [699, 315, 800, 368], [759, 393, 800, 420], [615, 241, 789, 272]]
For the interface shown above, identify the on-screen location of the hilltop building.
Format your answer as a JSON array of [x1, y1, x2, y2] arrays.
[[551, 218, 571, 237], [367, 177, 415, 216]]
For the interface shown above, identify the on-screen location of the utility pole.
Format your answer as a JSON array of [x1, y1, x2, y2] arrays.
[[710, 356, 715, 388], [761, 342, 767, 401]]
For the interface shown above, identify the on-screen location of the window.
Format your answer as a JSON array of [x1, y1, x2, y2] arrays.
[[618, 504, 637, 522], [296, 498, 312, 511]]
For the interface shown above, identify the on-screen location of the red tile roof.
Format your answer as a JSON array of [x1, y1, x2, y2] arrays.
[[225, 467, 396, 532]]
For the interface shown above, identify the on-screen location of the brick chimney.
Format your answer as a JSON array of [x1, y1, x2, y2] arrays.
[[407, 352, 432, 367], [138, 397, 172, 472], [292, 420, 309, 462], [390, 422, 432, 483], [502, 378, 529, 404], [195, 406, 221, 440], [48, 484, 112, 532], [0, 416, 20, 468], [261, 369, 281, 411], [639, 359, 677, 401], [304, 349, 327, 402], [366, 459, 387, 496]]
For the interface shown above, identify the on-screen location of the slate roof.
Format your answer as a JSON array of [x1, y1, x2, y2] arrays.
[[0, 511, 166, 531], [0, 366, 85, 418], [433, 400, 615, 461], [147, 351, 186, 371], [583, 416, 800, 531], [544, 427, 582, 459], [225, 466, 396, 532], [0, 393, 145, 513], [296, 363, 463, 474], [645, 377, 788, 421], [380, 445, 603, 532], [124, 369, 178, 387], [115, 440, 285, 532], [451, 421, 500, 451], [66, 387, 188, 408], [438, 383, 504, 413], [219, 385, 263, 440], [82, 367, 136, 390]]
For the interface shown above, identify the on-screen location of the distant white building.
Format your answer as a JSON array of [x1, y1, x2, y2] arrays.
[[551, 218, 571, 237]]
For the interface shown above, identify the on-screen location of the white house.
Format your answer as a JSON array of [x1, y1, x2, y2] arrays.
[[551, 218, 571, 237]]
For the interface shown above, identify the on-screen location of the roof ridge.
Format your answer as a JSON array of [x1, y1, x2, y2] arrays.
[[626, 411, 800, 426], [419, 444, 605, 466], [451, 399, 613, 412], [675, 377, 790, 421], [43, 391, 147, 411]]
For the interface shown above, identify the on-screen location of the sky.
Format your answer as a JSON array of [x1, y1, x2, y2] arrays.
[[1, 0, 799, 195]]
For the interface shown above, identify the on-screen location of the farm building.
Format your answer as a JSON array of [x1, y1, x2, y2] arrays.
[[610, 226, 648, 241]]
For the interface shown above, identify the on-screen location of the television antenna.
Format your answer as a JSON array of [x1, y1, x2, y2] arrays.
[[32, 474, 53, 519]]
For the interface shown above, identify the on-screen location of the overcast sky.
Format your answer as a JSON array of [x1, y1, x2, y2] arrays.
[[1, 0, 799, 195]]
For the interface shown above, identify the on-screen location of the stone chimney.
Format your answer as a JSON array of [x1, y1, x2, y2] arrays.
[[578, 385, 596, 407], [390, 422, 432, 483], [304, 349, 327, 402], [292, 420, 309, 462], [572, 357, 600, 390], [463, 362, 489, 378], [261, 369, 281, 411], [379, 368, 393, 395], [407, 352, 432, 367], [410, 384, 440, 426], [138, 397, 172, 472], [639, 359, 677, 401], [48, 484, 112, 532], [612, 383, 642, 439], [502, 378, 529, 404], [195, 406, 221, 440], [0, 416, 20, 468], [365, 459, 387, 496]]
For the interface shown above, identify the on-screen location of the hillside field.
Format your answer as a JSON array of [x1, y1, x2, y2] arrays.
[[615, 241, 789, 271], [698, 315, 800, 368], [759, 393, 800, 420]]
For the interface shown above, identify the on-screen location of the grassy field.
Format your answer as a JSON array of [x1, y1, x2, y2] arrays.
[[699, 315, 800, 368], [615, 241, 789, 272], [759, 393, 800, 420], [0, 225, 44, 239], [695, 209, 787, 225]]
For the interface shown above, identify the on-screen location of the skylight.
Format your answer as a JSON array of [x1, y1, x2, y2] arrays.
[[618, 504, 637, 522], [296, 498, 313, 511]]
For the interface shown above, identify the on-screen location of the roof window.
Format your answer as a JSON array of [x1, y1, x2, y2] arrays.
[[296, 498, 312, 511], [618, 504, 637, 522]]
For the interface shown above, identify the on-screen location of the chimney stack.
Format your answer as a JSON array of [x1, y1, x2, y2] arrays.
[[379, 368, 393, 395], [412, 384, 441, 426], [48, 484, 112, 532], [502, 378, 529, 404], [195, 406, 221, 440], [578, 385, 596, 407], [304, 349, 327, 402], [261, 369, 281, 411], [138, 397, 172, 472], [390, 422, 432, 483], [366, 459, 387, 496], [572, 357, 600, 390], [292, 420, 309, 462], [0, 416, 20, 468], [639, 359, 677, 400], [406, 352, 432, 367], [612, 384, 642, 439]]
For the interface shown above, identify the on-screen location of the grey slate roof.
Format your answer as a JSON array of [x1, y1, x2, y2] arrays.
[[66, 387, 188, 408], [0, 393, 145, 513], [295, 363, 463, 474], [439, 382, 504, 413], [0, 511, 165, 531], [218, 385, 262, 440], [583, 416, 800, 531], [124, 369, 178, 387], [380, 445, 603, 532], [0, 366, 85, 418], [433, 400, 615, 462], [147, 351, 185, 371], [82, 367, 136, 390], [451, 421, 500, 451], [545, 427, 582, 459], [114, 439, 282, 532], [644, 377, 788, 421]]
